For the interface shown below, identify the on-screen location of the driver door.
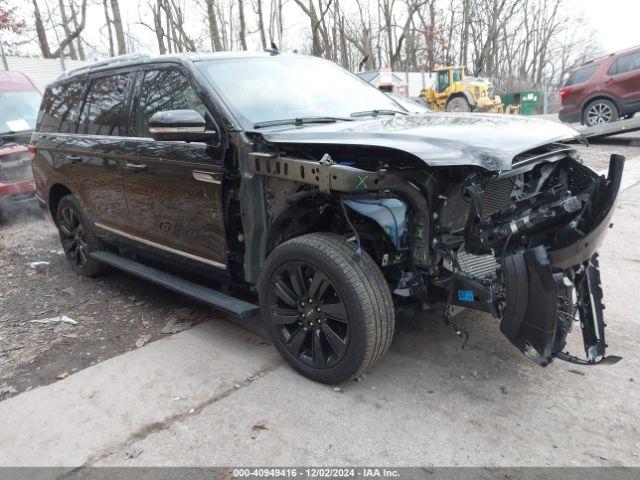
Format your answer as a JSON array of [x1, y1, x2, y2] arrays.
[[122, 66, 227, 268]]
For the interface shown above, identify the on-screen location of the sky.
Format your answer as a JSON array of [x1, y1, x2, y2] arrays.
[[566, 0, 640, 52]]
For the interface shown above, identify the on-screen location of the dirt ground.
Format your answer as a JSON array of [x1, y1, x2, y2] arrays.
[[0, 210, 224, 398], [1, 133, 639, 401]]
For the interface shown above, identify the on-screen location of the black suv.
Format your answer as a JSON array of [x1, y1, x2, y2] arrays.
[[31, 52, 623, 383]]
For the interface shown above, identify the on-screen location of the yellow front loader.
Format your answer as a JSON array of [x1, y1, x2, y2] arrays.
[[420, 66, 503, 113]]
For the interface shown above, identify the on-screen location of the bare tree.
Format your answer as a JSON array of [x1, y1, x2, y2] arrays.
[[204, 0, 223, 51], [32, 0, 88, 59], [238, 0, 248, 49], [110, 0, 127, 55], [253, 0, 267, 49], [103, 0, 115, 56]]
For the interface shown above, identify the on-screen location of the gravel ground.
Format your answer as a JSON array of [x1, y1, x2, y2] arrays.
[[1, 132, 638, 402]]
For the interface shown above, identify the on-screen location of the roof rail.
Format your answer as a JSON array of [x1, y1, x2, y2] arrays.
[[57, 52, 151, 80]]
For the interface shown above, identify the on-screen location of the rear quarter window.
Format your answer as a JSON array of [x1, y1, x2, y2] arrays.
[[78, 73, 132, 136], [37, 81, 86, 133], [564, 64, 599, 87], [608, 51, 640, 75]]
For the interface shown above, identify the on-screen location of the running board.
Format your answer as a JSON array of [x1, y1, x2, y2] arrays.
[[90, 251, 259, 320]]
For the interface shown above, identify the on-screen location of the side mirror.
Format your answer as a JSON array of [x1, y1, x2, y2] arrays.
[[148, 109, 218, 143]]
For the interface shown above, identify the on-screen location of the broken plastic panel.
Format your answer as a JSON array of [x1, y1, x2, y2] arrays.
[[344, 198, 407, 248]]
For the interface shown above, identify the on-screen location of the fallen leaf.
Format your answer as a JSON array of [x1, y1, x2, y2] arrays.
[[135, 334, 151, 348]]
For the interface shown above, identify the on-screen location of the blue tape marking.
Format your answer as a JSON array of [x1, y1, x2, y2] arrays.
[[457, 290, 474, 302]]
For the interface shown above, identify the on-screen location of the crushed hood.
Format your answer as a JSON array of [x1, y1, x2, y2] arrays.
[[259, 113, 581, 171]]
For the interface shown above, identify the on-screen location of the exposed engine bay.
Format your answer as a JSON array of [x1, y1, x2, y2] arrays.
[[240, 134, 624, 368]]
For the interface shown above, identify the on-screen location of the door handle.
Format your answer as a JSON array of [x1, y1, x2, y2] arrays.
[[125, 162, 148, 172], [192, 170, 222, 184], [68, 155, 83, 164]]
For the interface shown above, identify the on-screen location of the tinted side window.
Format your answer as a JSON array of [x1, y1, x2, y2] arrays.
[[37, 81, 86, 133], [565, 65, 599, 86], [134, 69, 207, 137], [608, 52, 640, 76], [78, 73, 131, 136]]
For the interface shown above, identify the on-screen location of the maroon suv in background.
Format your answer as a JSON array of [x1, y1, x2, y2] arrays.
[[559, 45, 640, 126], [0, 71, 41, 219]]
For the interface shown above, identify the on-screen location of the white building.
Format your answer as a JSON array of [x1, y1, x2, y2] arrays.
[[1, 56, 89, 89]]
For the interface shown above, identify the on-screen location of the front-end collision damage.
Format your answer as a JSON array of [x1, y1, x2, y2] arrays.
[[446, 153, 624, 366], [342, 199, 408, 249], [247, 139, 624, 368]]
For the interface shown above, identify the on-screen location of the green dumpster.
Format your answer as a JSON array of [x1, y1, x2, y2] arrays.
[[519, 90, 542, 115]]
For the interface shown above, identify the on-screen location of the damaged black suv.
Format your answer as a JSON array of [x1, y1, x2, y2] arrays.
[[31, 52, 623, 383]]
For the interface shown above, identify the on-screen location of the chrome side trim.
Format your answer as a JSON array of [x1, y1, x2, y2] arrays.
[[192, 170, 222, 184], [94, 223, 227, 270], [149, 126, 205, 134]]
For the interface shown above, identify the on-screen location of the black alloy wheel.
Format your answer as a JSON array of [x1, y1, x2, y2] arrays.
[[55, 195, 107, 277], [59, 205, 89, 268], [259, 233, 395, 384], [267, 261, 350, 369]]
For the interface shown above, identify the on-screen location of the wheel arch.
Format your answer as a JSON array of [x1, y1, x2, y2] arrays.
[[265, 201, 328, 256], [48, 183, 72, 222], [264, 197, 394, 268], [447, 91, 476, 108], [581, 94, 621, 116]]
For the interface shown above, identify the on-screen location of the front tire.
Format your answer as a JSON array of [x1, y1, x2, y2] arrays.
[[56, 195, 108, 277], [583, 99, 619, 126], [446, 96, 471, 112], [259, 233, 395, 384]]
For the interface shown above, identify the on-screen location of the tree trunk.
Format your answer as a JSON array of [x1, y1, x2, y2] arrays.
[[110, 0, 126, 55], [206, 0, 223, 51], [152, 0, 166, 54], [238, 0, 248, 50], [58, 0, 78, 59], [32, 0, 52, 58], [103, 0, 115, 57], [70, 1, 85, 60], [255, 0, 267, 49]]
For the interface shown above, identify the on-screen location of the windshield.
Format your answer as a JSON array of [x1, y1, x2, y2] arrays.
[[197, 56, 406, 129], [0, 90, 42, 134]]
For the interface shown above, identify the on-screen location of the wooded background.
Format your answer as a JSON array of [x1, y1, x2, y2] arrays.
[[1, 0, 601, 94]]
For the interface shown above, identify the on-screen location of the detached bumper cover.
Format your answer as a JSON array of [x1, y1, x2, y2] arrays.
[[549, 154, 624, 268], [499, 155, 624, 365]]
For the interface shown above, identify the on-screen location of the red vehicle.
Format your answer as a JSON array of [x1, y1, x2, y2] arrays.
[[0, 71, 41, 219], [559, 45, 640, 127]]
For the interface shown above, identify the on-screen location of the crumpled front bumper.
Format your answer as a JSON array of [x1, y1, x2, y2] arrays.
[[548, 155, 624, 268], [499, 154, 624, 366]]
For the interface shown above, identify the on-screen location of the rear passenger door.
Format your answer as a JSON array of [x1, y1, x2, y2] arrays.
[[606, 51, 640, 111], [123, 66, 227, 268], [74, 71, 134, 232]]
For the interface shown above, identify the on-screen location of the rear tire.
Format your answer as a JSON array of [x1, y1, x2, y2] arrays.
[[446, 96, 472, 112], [259, 233, 395, 384], [583, 99, 619, 127], [55, 195, 108, 277]]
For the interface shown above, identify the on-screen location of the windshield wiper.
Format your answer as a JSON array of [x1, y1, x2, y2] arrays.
[[350, 109, 407, 118], [253, 116, 353, 129]]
